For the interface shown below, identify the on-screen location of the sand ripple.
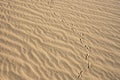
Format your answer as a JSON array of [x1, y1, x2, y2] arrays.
[[0, 0, 120, 80]]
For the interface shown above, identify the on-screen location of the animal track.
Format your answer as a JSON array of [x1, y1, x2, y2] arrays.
[[85, 54, 89, 60], [75, 71, 83, 80]]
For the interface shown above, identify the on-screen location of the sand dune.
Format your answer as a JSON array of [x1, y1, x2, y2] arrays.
[[0, 0, 120, 80]]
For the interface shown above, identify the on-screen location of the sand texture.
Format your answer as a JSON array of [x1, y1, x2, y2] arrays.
[[0, 0, 120, 80]]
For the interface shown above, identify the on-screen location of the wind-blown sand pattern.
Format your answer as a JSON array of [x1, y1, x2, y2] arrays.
[[0, 0, 120, 80]]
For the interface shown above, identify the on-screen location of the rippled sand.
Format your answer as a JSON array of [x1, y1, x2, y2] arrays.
[[0, 0, 120, 80]]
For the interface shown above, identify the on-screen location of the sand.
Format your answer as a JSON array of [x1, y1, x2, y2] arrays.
[[0, 0, 120, 80]]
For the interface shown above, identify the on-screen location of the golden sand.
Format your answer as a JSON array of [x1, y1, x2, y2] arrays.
[[0, 0, 120, 80]]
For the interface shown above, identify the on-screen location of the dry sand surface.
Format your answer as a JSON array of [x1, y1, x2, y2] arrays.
[[0, 0, 120, 80]]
